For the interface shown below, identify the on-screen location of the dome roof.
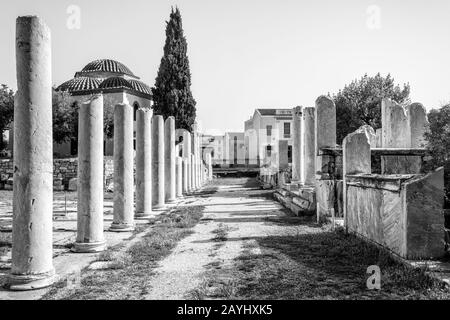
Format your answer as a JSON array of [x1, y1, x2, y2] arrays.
[[79, 59, 136, 77], [99, 77, 133, 90], [128, 79, 151, 95], [56, 77, 101, 93]]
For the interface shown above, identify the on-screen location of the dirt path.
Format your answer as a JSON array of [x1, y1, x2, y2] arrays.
[[144, 177, 319, 300]]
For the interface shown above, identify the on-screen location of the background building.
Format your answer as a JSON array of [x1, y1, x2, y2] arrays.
[[201, 134, 225, 166], [55, 59, 152, 157], [244, 109, 293, 169]]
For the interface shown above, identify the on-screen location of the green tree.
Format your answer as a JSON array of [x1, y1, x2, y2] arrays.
[[333, 73, 410, 144], [0, 85, 14, 150], [425, 105, 450, 207], [151, 7, 197, 131]]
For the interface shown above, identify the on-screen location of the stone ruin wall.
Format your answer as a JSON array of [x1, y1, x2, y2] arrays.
[[0, 157, 115, 191]]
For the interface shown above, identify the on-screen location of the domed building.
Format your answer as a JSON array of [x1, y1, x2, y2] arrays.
[[55, 59, 153, 156]]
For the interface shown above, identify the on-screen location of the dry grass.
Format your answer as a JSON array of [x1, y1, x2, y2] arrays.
[[0, 232, 11, 257], [193, 225, 450, 300], [42, 205, 205, 300]]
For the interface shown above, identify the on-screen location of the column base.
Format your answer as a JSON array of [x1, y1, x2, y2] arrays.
[[152, 205, 166, 212], [135, 212, 154, 220], [71, 240, 106, 253], [109, 222, 134, 232], [166, 198, 177, 204], [7, 268, 55, 291]]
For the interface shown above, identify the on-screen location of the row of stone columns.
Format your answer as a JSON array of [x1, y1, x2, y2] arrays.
[[8, 16, 208, 291]]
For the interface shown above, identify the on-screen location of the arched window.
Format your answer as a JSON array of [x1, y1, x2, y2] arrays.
[[133, 102, 139, 121]]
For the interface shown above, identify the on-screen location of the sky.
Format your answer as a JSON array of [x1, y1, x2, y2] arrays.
[[1, 0, 450, 135]]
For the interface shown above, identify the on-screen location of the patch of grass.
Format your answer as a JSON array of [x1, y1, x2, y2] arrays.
[[228, 229, 449, 300], [0, 232, 11, 259], [186, 278, 210, 300], [212, 224, 229, 242], [42, 205, 205, 300], [193, 227, 450, 300]]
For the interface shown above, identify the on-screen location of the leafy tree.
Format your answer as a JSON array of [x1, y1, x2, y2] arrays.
[[151, 7, 197, 131], [104, 106, 114, 139], [425, 105, 450, 207], [52, 89, 79, 144], [0, 85, 14, 150], [53, 88, 115, 145], [333, 73, 410, 144]]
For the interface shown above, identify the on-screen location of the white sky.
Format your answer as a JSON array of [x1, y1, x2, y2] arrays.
[[1, 0, 450, 135]]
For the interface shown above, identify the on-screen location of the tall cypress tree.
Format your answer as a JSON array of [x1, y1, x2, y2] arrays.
[[152, 7, 196, 131]]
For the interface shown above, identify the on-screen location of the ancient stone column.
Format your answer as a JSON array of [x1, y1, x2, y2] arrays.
[[190, 154, 196, 192], [182, 158, 189, 194], [73, 94, 106, 253], [176, 156, 183, 198], [182, 131, 193, 192], [9, 16, 54, 290], [315, 96, 337, 222], [292, 106, 303, 183], [193, 122, 200, 189], [135, 108, 152, 219], [164, 117, 176, 203], [303, 107, 315, 186], [206, 153, 213, 180], [152, 115, 165, 209], [110, 103, 134, 232], [315, 96, 336, 152]]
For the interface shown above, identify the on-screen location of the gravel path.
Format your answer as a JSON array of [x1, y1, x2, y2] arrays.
[[144, 177, 318, 300]]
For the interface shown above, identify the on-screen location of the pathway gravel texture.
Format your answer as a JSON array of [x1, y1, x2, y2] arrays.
[[144, 177, 320, 299]]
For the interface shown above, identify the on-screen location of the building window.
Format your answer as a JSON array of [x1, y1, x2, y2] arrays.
[[266, 125, 272, 136], [266, 145, 272, 157], [288, 145, 292, 163], [284, 122, 291, 137], [133, 103, 139, 121]]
